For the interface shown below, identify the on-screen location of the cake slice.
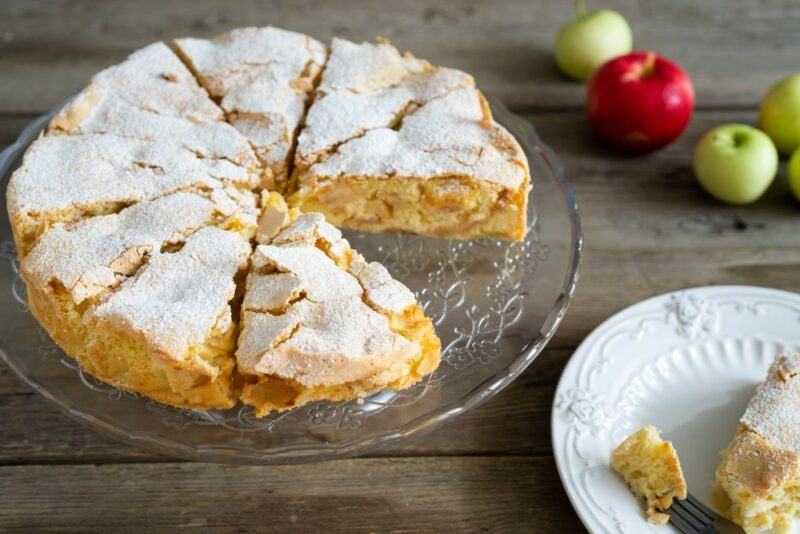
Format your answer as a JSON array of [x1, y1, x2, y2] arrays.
[[21, 192, 255, 409], [714, 354, 800, 533], [81, 226, 251, 408], [47, 41, 260, 186], [174, 27, 327, 190], [288, 38, 530, 241], [6, 133, 257, 257], [611, 425, 687, 524], [236, 194, 441, 416], [53, 42, 224, 124]]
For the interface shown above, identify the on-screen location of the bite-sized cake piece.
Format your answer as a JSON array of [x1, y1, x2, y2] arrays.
[[174, 27, 327, 190], [714, 354, 800, 534], [76, 227, 251, 408], [611, 425, 687, 524], [6, 133, 257, 257], [289, 38, 530, 241], [22, 195, 254, 410], [236, 194, 441, 416]]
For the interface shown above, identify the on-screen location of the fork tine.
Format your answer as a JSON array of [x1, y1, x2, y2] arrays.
[[671, 501, 705, 531], [675, 498, 711, 526], [668, 505, 697, 534], [684, 493, 717, 522]]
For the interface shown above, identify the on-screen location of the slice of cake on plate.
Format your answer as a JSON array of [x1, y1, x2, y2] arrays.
[[236, 194, 441, 416], [174, 27, 327, 190], [611, 424, 687, 524], [21, 193, 255, 409], [288, 37, 530, 241], [6, 133, 256, 257], [714, 354, 800, 533]]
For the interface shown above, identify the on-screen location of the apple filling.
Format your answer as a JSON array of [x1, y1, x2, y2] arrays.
[[288, 176, 527, 240]]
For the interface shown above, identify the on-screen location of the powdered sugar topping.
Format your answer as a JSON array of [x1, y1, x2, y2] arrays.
[[295, 38, 528, 190], [7, 133, 254, 223], [90, 227, 250, 361], [742, 353, 800, 452], [21, 192, 226, 304], [175, 27, 327, 187], [237, 210, 422, 387]]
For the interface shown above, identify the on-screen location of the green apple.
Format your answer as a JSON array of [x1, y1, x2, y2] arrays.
[[554, 1, 632, 81], [693, 124, 778, 204], [760, 74, 800, 155], [788, 147, 800, 201]]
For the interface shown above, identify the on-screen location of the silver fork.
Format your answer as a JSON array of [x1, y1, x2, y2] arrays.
[[668, 493, 721, 534]]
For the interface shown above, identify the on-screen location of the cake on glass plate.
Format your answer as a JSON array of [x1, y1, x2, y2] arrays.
[[288, 37, 531, 241], [714, 354, 800, 534], [611, 424, 688, 524], [5, 25, 536, 415]]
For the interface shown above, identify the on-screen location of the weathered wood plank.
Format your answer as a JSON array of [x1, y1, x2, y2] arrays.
[[0, 457, 581, 532], [0, 0, 797, 114]]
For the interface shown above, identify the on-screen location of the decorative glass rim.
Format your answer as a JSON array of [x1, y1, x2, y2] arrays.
[[0, 95, 582, 464]]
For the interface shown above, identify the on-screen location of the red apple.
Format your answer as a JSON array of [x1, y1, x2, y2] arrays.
[[587, 51, 694, 154]]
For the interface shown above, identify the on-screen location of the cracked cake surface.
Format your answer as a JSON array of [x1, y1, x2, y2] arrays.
[[89, 226, 250, 363], [6, 133, 257, 256], [714, 354, 800, 533], [236, 194, 440, 415], [174, 27, 327, 190], [288, 37, 530, 241], [20, 190, 253, 306]]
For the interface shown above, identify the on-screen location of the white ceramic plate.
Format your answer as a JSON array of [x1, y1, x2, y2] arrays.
[[552, 286, 800, 533]]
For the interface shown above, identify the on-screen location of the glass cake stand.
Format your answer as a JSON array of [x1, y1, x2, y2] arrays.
[[0, 97, 582, 464]]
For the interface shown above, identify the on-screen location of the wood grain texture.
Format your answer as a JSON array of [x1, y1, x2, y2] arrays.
[[0, 356, 560, 463], [0, 0, 798, 114], [0, 458, 581, 533]]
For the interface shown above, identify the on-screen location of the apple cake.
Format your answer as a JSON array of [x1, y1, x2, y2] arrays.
[[714, 354, 800, 533], [611, 424, 687, 524], [5, 25, 535, 415], [236, 194, 440, 415], [288, 37, 531, 241], [174, 27, 327, 191]]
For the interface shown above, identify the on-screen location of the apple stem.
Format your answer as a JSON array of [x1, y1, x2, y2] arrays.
[[575, 0, 586, 16], [642, 52, 657, 77]]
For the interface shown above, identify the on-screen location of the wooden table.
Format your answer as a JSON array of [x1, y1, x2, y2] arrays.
[[1, 1, 798, 531]]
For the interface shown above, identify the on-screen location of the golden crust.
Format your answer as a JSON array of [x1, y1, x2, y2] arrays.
[[718, 427, 800, 499], [240, 306, 441, 416]]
